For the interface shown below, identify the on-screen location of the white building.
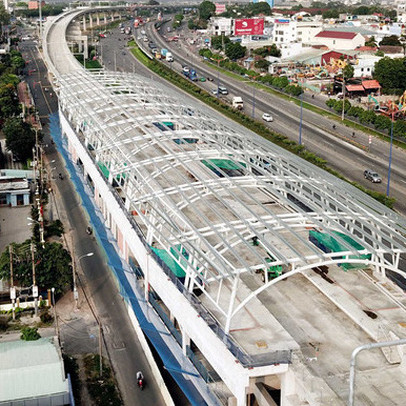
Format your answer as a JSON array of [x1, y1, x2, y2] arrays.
[[313, 30, 365, 50], [210, 17, 233, 36], [272, 18, 296, 46], [296, 20, 323, 45], [353, 54, 381, 78]]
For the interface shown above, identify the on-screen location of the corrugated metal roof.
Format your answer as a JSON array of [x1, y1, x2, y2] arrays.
[[315, 30, 357, 39], [0, 337, 69, 402]]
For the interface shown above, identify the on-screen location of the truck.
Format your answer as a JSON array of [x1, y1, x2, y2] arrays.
[[166, 52, 173, 62], [232, 96, 244, 110], [161, 48, 168, 58]]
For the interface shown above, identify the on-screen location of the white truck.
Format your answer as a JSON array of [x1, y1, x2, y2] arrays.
[[232, 96, 244, 110], [166, 52, 174, 62]]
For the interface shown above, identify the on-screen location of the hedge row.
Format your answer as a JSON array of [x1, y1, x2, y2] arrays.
[[326, 98, 406, 138], [131, 44, 395, 208]]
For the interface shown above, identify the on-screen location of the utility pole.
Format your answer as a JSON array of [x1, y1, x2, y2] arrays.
[[9, 246, 16, 320], [39, 0, 43, 40], [99, 320, 103, 377], [341, 78, 346, 121], [31, 243, 38, 316]]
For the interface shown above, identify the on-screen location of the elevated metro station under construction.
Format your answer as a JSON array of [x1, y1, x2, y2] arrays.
[[44, 8, 406, 406]]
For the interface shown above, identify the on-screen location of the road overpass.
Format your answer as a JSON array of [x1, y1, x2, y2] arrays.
[[43, 8, 406, 406]]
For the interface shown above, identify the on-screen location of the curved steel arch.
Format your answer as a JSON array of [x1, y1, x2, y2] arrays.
[[45, 11, 406, 334]]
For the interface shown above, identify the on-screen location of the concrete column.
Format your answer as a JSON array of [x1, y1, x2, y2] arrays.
[[96, 15, 100, 26], [24, 194, 30, 205], [181, 328, 190, 356], [82, 15, 86, 32], [104, 14, 107, 25], [83, 37, 88, 59], [89, 14, 93, 28]]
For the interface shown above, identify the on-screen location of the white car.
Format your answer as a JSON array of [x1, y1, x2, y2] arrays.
[[262, 113, 274, 122]]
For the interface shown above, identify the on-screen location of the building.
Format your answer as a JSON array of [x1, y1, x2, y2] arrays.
[[353, 54, 381, 78], [210, 17, 233, 36], [0, 176, 30, 207], [0, 337, 71, 405], [28, 1, 46, 10], [313, 30, 365, 50]]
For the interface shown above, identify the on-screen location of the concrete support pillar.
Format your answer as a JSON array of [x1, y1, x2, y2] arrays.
[[82, 15, 86, 32], [104, 14, 107, 25], [96, 15, 100, 26], [83, 37, 88, 60], [89, 14, 93, 28], [181, 328, 190, 356]]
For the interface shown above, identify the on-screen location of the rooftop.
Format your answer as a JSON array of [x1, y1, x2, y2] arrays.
[[315, 30, 358, 40], [0, 337, 69, 402]]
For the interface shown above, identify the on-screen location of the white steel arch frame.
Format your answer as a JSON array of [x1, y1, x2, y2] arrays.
[[56, 70, 406, 333], [45, 11, 406, 335]]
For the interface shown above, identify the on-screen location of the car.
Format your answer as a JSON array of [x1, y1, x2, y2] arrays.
[[262, 113, 274, 122], [182, 66, 190, 73], [218, 86, 228, 95], [200, 77, 206, 82], [206, 76, 213, 82], [364, 169, 382, 183], [212, 89, 220, 95], [143, 37, 149, 42]]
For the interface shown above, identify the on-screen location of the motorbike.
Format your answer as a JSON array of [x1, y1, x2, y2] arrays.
[[86, 226, 93, 235], [137, 378, 144, 390], [58, 173, 64, 180]]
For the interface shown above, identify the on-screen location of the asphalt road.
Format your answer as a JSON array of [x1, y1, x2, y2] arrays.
[[19, 39, 167, 406], [141, 21, 406, 215]]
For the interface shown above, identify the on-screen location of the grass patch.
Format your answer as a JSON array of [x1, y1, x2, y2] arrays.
[[75, 55, 102, 70], [84, 354, 122, 406], [129, 43, 395, 208]]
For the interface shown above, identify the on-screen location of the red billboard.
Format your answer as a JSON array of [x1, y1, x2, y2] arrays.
[[234, 18, 264, 36]]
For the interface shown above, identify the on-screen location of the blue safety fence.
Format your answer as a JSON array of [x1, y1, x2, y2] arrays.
[[49, 112, 213, 406]]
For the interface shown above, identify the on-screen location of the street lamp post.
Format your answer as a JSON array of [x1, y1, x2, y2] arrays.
[[299, 81, 304, 145], [252, 79, 256, 119], [386, 112, 395, 197], [72, 252, 94, 310]]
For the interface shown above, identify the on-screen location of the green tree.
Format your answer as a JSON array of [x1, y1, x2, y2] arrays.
[[211, 35, 230, 50], [374, 57, 406, 92], [375, 50, 384, 57], [365, 36, 377, 47], [199, 0, 215, 20], [0, 73, 20, 87], [253, 45, 281, 58], [374, 115, 391, 131], [0, 84, 20, 121], [0, 241, 72, 294], [394, 120, 406, 138], [343, 63, 354, 80], [380, 35, 401, 46], [246, 2, 271, 16], [225, 42, 246, 60], [0, 4, 10, 31], [21, 327, 41, 341], [172, 13, 184, 29], [4, 118, 37, 161], [255, 59, 270, 71], [322, 10, 339, 19]]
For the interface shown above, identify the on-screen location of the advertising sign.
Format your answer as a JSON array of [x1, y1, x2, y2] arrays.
[[234, 18, 264, 36], [215, 3, 226, 15]]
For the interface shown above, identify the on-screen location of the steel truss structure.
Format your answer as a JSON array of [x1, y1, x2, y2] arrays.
[[57, 69, 406, 333]]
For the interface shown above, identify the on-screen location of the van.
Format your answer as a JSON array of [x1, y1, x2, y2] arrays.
[[218, 86, 228, 95]]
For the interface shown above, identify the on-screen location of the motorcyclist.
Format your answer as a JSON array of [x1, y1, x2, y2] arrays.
[[136, 371, 144, 381]]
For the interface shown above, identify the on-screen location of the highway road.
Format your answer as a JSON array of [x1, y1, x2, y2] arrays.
[[19, 39, 168, 406], [140, 21, 406, 215]]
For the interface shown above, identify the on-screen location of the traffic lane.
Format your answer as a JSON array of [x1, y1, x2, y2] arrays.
[[147, 25, 406, 207]]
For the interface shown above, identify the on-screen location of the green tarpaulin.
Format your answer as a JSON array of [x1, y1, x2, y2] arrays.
[[202, 159, 246, 171]]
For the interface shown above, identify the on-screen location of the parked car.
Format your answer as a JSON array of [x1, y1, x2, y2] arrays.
[[364, 169, 382, 183], [262, 113, 274, 122], [182, 66, 190, 73]]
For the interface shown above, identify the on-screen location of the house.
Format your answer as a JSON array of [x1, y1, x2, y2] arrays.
[[313, 30, 365, 50], [353, 54, 382, 78], [0, 176, 30, 207], [0, 337, 71, 405], [210, 17, 233, 36]]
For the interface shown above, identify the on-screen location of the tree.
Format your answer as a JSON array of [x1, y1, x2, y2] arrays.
[[394, 120, 406, 138], [253, 45, 281, 58], [225, 42, 246, 60], [210, 35, 230, 50], [0, 4, 10, 30], [343, 63, 354, 80], [255, 59, 270, 71], [365, 36, 377, 47], [0, 84, 20, 121], [374, 57, 406, 92], [0, 241, 72, 294], [147, 0, 159, 4], [380, 35, 401, 46], [0, 74, 20, 87], [199, 1, 215, 20], [21, 327, 41, 341], [4, 118, 37, 161], [322, 10, 339, 19]]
